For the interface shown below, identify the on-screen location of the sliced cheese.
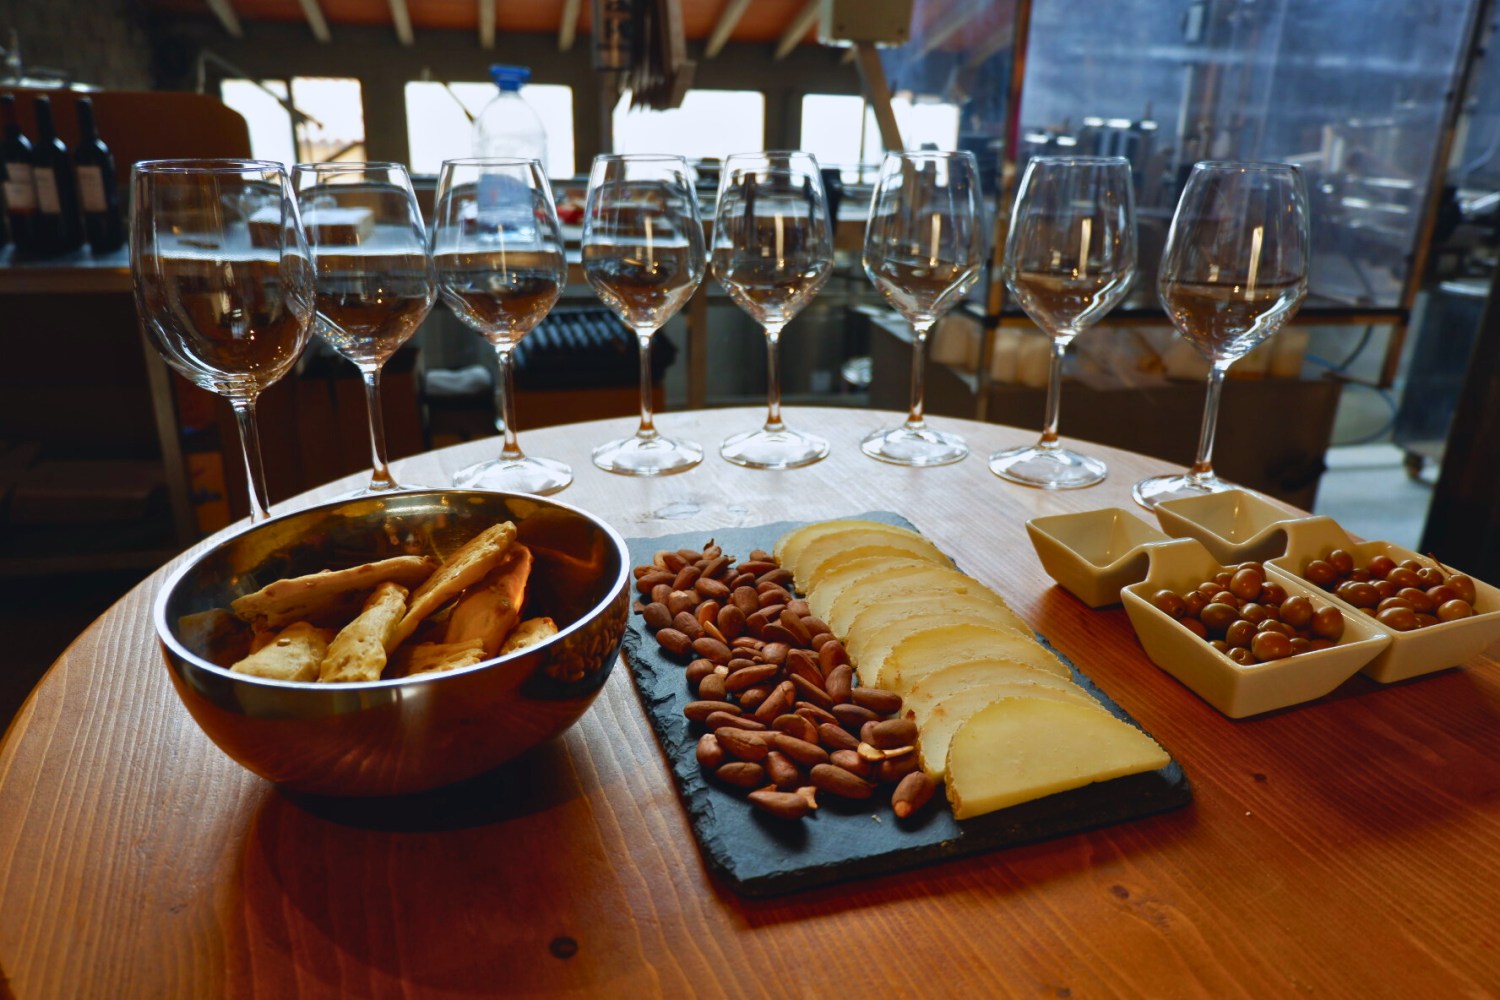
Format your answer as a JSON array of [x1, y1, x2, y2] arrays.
[[826, 566, 1013, 637], [794, 529, 951, 591], [918, 684, 1111, 779], [775, 518, 925, 571], [883, 623, 1071, 690], [903, 658, 1094, 725], [946, 698, 1170, 820], [845, 594, 1033, 667], [806, 559, 937, 622]]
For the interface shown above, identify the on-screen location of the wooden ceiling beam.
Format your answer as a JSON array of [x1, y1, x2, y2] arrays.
[[705, 0, 751, 59], [559, 0, 582, 51], [204, 0, 243, 38], [296, 0, 331, 43], [388, 0, 415, 46], [478, 0, 496, 49], [773, 0, 821, 61]]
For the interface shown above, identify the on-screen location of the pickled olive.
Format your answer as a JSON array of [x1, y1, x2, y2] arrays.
[[1366, 554, 1397, 578], [1228, 646, 1257, 666], [1259, 582, 1288, 605], [1414, 613, 1439, 629], [1450, 574, 1478, 604], [1230, 567, 1263, 600], [1181, 616, 1208, 639], [1377, 606, 1419, 632], [1308, 638, 1335, 651], [1289, 637, 1313, 655], [1427, 584, 1458, 606], [1211, 590, 1239, 607], [1387, 568, 1421, 590], [1343, 582, 1381, 609], [1209, 639, 1230, 653], [1376, 597, 1414, 615], [1416, 567, 1445, 589], [1312, 606, 1345, 640], [1256, 619, 1293, 636], [1304, 559, 1337, 587], [1374, 580, 1398, 600], [1328, 549, 1355, 574], [1225, 620, 1257, 648], [1197, 581, 1221, 599], [1184, 591, 1210, 616], [1213, 571, 1233, 588], [1400, 559, 1423, 572], [1237, 561, 1265, 574], [1396, 587, 1434, 613], [1437, 599, 1475, 622], [1349, 569, 1372, 583], [1239, 602, 1270, 624], [1199, 602, 1240, 635], [1152, 590, 1186, 618], [1279, 594, 1314, 628], [1251, 631, 1293, 661]]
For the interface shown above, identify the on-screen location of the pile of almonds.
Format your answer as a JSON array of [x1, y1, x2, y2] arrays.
[[634, 540, 936, 822]]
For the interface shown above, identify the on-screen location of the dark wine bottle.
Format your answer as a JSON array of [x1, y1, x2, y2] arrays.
[[31, 95, 84, 255], [73, 98, 124, 254], [1, 94, 37, 256]]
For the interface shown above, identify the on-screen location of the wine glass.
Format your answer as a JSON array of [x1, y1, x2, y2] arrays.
[[130, 159, 315, 522], [292, 161, 437, 496], [989, 155, 1137, 488], [1132, 161, 1311, 509], [712, 151, 835, 469], [582, 154, 706, 476], [431, 157, 572, 495], [861, 150, 986, 466]]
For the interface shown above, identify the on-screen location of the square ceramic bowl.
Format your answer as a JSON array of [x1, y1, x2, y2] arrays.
[[1267, 516, 1500, 684], [1121, 537, 1392, 718], [1026, 507, 1169, 608], [1154, 488, 1305, 565]]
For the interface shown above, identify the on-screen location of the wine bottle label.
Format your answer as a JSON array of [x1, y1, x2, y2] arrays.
[[33, 167, 61, 214], [3, 163, 35, 211], [77, 165, 107, 213]]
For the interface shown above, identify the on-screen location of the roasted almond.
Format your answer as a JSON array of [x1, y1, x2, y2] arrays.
[[656, 628, 692, 658], [705, 710, 765, 731], [724, 663, 781, 693], [810, 762, 875, 800], [763, 750, 802, 789], [789, 673, 834, 709], [833, 702, 881, 729], [716, 762, 766, 789], [818, 640, 850, 671], [891, 771, 936, 818], [716, 604, 746, 639], [672, 565, 702, 591], [817, 722, 860, 752], [715, 726, 770, 762], [666, 590, 698, 616], [683, 699, 740, 723], [695, 577, 731, 601], [636, 570, 674, 593], [795, 702, 840, 727], [783, 648, 823, 685], [877, 753, 921, 784], [731, 586, 761, 617], [691, 636, 732, 664], [684, 658, 717, 688], [695, 732, 725, 770], [673, 611, 704, 641], [771, 713, 818, 744], [824, 664, 854, 703], [747, 788, 812, 819], [753, 679, 796, 723], [697, 672, 728, 700], [830, 748, 873, 777], [641, 602, 673, 631], [850, 687, 903, 715], [867, 718, 918, 749], [771, 732, 830, 768]]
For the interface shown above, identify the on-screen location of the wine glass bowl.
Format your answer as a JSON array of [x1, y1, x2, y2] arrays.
[[582, 154, 706, 476], [292, 161, 436, 496], [989, 155, 1137, 489], [712, 151, 835, 470], [130, 159, 315, 521], [432, 157, 572, 495], [1132, 161, 1311, 510], [860, 150, 986, 466]]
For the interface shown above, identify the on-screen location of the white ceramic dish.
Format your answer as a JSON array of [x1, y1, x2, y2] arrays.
[[1267, 516, 1500, 684], [1026, 507, 1169, 608], [1154, 489, 1305, 565], [1121, 537, 1392, 718]]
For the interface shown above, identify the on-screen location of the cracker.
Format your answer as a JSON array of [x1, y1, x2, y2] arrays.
[[444, 544, 533, 656], [391, 521, 517, 647], [499, 616, 558, 655], [320, 581, 409, 683], [405, 638, 488, 677], [230, 621, 332, 682], [231, 555, 438, 628]]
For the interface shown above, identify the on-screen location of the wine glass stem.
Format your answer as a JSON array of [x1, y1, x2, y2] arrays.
[[635, 333, 659, 441], [493, 344, 524, 461], [230, 396, 271, 523], [361, 367, 397, 492], [1038, 336, 1073, 450], [1191, 362, 1231, 480], [905, 320, 934, 431], [763, 324, 785, 433]]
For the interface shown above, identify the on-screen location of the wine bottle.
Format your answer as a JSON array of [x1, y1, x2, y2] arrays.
[[30, 96, 83, 255], [1, 94, 37, 256], [73, 97, 124, 254]]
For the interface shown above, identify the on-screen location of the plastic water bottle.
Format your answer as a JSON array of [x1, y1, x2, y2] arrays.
[[473, 64, 549, 176]]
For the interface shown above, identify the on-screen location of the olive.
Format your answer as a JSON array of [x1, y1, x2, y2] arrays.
[[1228, 646, 1256, 666], [1400, 559, 1423, 572], [1181, 616, 1208, 639], [1259, 582, 1288, 606], [1312, 606, 1345, 640], [1229, 567, 1263, 600], [1437, 599, 1475, 622], [1387, 568, 1421, 590], [1450, 574, 1478, 604], [1304, 559, 1337, 587], [1366, 554, 1397, 577], [1280, 594, 1314, 628], [1238, 561, 1265, 574], [1152, 590, 1186, 618], [1197, 581, 1221, 599], [1289, 637, 1313, 655], [1225, 620, 1257, 648], [1257, 619, 1293, 636], [1376, 597, 1414, 616], [1251, 631, 1293, 661], [1396, 587, 1434, 613], [1377, 606, 1419, 632], [1199, 602, 1240, 635], [1184, 591, 1209, 616], [1209, 639, 1230, 653], [1213, 571, 1233, 588], [1211, 590, 1239, 607], [1413, 613, 1439, 629], [1338, 581, 1380, 608], [1308, 638, 1335, 651], [1416, 567, 1444, 589], [1240, 602, 1270, 624], [1427, 584, 1458, 606], [1328, 549, 1356, 574], [1374, 580, 1398, 600]]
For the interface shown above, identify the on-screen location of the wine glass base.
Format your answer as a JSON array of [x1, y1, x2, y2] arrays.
[[328, 477, 436, 501], [454, 455, 572, 496], [592, 434, 703, 477], [860, 425, 968, 467], [720, 426, 829, 470], [1132, 472, 1234, 511], [988, 444, 1107, 489]]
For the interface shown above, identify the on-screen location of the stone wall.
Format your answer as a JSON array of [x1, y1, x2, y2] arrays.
[[0, 0, 152, 90]]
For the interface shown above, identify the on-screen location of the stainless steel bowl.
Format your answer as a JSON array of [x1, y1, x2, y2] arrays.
[[154, 490, 631, 796]]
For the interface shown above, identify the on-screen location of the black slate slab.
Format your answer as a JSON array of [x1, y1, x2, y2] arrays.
[[621, 512, 1192, 897]]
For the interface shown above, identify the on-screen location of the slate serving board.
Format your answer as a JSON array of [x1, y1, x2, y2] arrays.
[[621, 512, 1192, 897]]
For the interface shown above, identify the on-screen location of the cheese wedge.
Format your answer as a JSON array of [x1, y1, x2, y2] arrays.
[[902, 658, 1094, 725], [883, 623, 1071, 690], [793, 529, 951, 591], [918, 684, 1112, 779], [806, 559, 937, 621], [852, 609, 1039, 687], [845, 594, 1033, 667], [826, 566, 1014, 637], [946, 698, 1170, 820], [775, 518, 926, 570]]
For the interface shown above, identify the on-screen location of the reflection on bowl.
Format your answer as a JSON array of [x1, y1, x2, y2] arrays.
[[1121, 537, 1391, 718], [1268, 516, 1500, 684], [1026, 507, 1168, 607], [153, 490, 631, 796], [1154, 488, 1303, 565]]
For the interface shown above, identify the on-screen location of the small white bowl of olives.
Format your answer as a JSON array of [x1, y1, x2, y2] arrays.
[[1268, 516, 1500, 684], [1122, 537, 1393, 718]]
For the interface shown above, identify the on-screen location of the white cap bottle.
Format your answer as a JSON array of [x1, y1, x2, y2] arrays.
[[473, 64, 549, 177]]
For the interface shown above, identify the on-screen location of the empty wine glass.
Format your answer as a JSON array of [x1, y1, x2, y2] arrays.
[[1132, 161, 1311, 509], [582, 154, 706, 476], [292, 161, 437, 496], [432, 157, 572, 495], [130, 159, 315, 522], [989, 155, 1137, 488], [861, 150, 986, 466], [712, 151, 834, 469]]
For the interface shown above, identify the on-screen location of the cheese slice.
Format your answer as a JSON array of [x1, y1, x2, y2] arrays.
[[826, 565, 1015, 636], [903, 658, 1094, 725], [794, 529, 951, 590], [918, 685, 1111, 779], [946, 698, 1170, 820], [845, 593, 1033, 666], [883, 623, 1071, 690], [806, 559, 937, 621], [775, 518, 926, 570]]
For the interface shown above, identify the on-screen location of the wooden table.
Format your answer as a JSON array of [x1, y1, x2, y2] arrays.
[[3, 407, 1498, 998]]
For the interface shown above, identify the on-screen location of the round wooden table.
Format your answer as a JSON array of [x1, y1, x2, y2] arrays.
[[3, 407, 1498, 998]]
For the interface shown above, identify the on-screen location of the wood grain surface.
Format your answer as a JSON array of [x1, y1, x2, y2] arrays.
[[2, 407, 1498, 999]]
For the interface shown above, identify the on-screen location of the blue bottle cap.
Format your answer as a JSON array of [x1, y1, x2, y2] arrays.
[[489, 65, 532, 91]]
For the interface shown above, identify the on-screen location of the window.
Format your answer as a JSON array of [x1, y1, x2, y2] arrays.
[[799, 93, 962, 180], [220, 79, 295, 167], [220, 77, 367, 167], [404, 81, 576, 178], [612, 89, 765, 162]]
